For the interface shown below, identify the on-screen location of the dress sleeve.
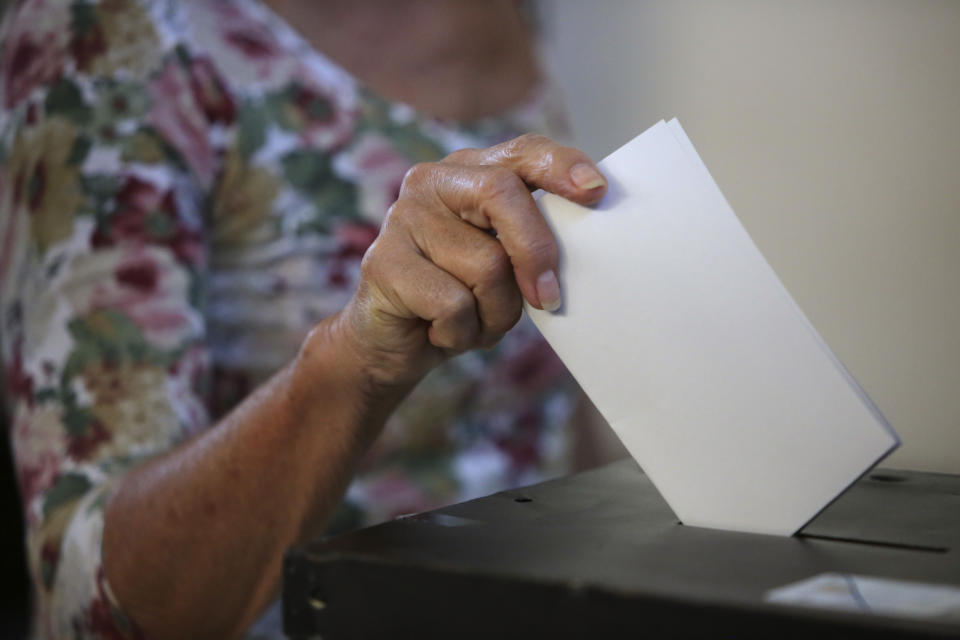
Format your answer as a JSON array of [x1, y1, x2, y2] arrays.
[[0, 1, 228, 636]]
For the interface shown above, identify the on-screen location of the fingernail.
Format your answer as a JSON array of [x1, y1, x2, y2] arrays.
[[536, 270, 562, 312], [569, 163, 606, 190]]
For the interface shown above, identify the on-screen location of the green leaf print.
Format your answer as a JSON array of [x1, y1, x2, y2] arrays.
[[44, 78, 93, 126], [33, 388, 59, 404], [387, 126, 447, 164], [62, 404, 96, 439], [310, 177, 358, 223], [85, 487, 110, 515], [357, 91, 393, 130], [77, 173, 122, 220], [188, 269, 205, 309], [173, 43, 192, 67], [120, 128, 168, 165], [237, 103, 268, 160], [281, 149, 333, 194], [145, 210, 176, 238], [281, 149, 360, 227], [355, 90, 444, 162], [80, 173, 123, 200], [40, 554, 57, 590], [64, 309, 169, 376], [67, 134, 93, 166], [70, 0, 97, 36], [61, 336, 100, 382], [265, 82, 334, 133], [263, 86, 294, 130], [42, 472, 93, 518], [92, 78, 151, 125]]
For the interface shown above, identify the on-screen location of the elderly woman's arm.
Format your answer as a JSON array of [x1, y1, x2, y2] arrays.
[[101, 134, 608, 639]]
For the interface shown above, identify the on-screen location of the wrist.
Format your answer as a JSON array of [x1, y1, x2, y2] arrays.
[[291, 312, 412, 441]]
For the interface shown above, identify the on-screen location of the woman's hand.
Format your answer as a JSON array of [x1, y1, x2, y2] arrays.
[[331, 133, 608, 390]]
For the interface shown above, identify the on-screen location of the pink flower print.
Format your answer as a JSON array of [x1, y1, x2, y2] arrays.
[[218, 4, 282, 62], [83, 568, 147, 639], [91, 175, 204, 269], [327, 221, 379, 287], [12, 407, 67, 510], [38, 540, 60, 590], [358, 469, 436, 522], [69, 6, 108, 73], [188, 56, 236, 126], [489, 336, 566, 398], [73, 246, 202, 351], [492, 407, 542, 472], [283, 79, 357, 151], [0, 170, 21, 283], [65, 416, 110, 461], [146, 60, 217, 188], [334, 222, 379, 256], [189, 1, 299, 88], [338, 133, 412, 224], [0, 0, 71, 109], [166, 345, 211, 436], [5, 344, 34, 405]]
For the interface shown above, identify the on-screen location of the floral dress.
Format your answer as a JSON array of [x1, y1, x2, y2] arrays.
[[0, 0, 578, 637]]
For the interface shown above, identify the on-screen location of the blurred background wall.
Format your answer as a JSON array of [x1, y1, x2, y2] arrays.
[[539, 0, 960, 473]]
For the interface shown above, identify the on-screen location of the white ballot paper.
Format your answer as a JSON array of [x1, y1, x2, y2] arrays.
[[526, 119, 899, 536]]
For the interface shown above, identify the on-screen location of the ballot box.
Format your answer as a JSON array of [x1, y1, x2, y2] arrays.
[[283, 460, 960, 639]]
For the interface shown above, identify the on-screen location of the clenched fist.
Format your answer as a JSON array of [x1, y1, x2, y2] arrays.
[[326, 133, 608, 391]]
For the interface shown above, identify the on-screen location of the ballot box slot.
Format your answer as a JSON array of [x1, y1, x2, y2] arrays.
[[797, 532, 948, 554]]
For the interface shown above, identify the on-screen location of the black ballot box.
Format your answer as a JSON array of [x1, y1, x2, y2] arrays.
[[283, 460, 960, 639]]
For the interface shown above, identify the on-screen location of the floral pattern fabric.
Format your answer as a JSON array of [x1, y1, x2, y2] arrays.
[[0, 0, 577, 637]]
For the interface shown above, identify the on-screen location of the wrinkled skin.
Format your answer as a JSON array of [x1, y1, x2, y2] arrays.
[[336, 132, 608, 390]]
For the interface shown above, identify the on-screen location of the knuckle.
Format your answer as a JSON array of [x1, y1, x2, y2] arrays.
[[513, 132, 548, 149], [382, 200, 427, 233], [494, 133, 559, 182], [443, 147, 479, 165], [473, 243, 513, 287], [358, 230, 405, 283], [481, 302, 521, 348], [438, 287, 476, 322], [476, 167, 524, 202], [399, 162, 439, 194], [358, 240, 381, 280], [382, 201, 403, 226], [500, 133, 550, 161]]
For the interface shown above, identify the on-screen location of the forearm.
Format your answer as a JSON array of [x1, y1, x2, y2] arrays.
[[102, 313, 407, 639]]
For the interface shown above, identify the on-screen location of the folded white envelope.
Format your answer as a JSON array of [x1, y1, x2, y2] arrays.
[[527, 119, 899, 535]]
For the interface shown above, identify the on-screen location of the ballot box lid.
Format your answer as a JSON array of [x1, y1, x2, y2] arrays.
[[284, 460, 960, 639]]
